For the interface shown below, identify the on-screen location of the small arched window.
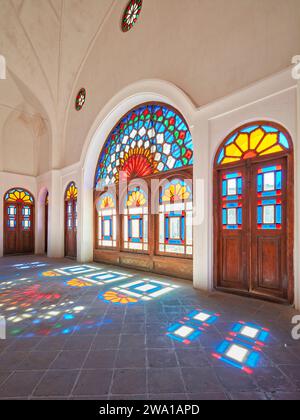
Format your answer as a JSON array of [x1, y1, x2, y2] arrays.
[[158, 179, 193, 256], [123, 187, 148, 252], [97, 193, 117, 248]]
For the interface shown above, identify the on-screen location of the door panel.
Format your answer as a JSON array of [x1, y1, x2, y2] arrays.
[[250, 158, 288, 299], [215, 156, 289, 301], [217, 167, 248, 291], [4, 203, 34, 255]]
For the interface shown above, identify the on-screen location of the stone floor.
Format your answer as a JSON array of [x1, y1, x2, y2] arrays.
[[0, 255, 299, 400]]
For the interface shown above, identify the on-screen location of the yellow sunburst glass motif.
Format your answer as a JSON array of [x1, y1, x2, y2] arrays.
[[67, 279, 93, 288], [127, 190, 147, 208], [5, 189, 33, 204], [162, 183, 191, 203], [101, 195, 115, 209], [217, 124, 290, 165], [66, 183, 78, 201], [102, 290, 138, 305]]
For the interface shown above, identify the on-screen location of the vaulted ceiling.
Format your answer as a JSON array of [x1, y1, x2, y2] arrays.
[[0, 0, 299, 174]]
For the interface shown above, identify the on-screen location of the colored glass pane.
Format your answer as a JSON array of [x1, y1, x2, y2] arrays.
[[217, 123, 290, 165], [122, 0, 143, 32], [222, 172, 243, 230], [98, 193, 117, 248], [75, 88, 86, 111], [257, 165, 282, 230], [5, 189, 34, 204], [161, 180, 192, 204], [95, 104, 193, 187], [123, 188, 148, 252], [65, 183, 78, 201]]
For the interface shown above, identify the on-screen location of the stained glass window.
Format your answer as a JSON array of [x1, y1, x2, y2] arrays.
[[217, 123, 290, 165], [97, 193, 117, 248], [5, 189, 34, 204], [65, 183, 78, 232], [7, 205, 17, 229], [123, 188, 148, 251], [159, 179, 193, 255], [22, 206, 31, 231], [222, 172, 243, 230], [75, 88, 86, 111], [257, 166, 282, 230], [65, 182, 78, 201], [122, 0, 143, 32], [95, 104, 193, 187]]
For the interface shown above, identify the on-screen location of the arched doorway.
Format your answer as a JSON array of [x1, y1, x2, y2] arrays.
[[4, 188, 35, 255], [94, 102, 193, 279], [214, 121, 294, 303], [64, 182, 78, 259], [45, 192, 49, 254]]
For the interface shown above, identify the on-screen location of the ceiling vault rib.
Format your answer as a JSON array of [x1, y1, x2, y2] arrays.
[[48, 0, 60, 23], [57, 0, 65, 108], [62, 0, 118, 158], [9, 0, 56, 106]]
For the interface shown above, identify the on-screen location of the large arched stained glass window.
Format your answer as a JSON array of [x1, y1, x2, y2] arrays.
[[216, 122, 290, 166], [95, 103, 193, 187], [158, 179, 193, 256], [97, 193, 117, 248], [123, 187, 148, 252]]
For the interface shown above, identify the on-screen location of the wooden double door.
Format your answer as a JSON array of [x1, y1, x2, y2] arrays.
[[4, 202, 34, 255], [215, 156, 293, 302], [65, 198, 77, 259]]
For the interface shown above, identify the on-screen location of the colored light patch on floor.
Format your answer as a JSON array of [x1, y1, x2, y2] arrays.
[[113, 279, 180, 301], [0, 278, 33, 292], [13, 262, 48, 270], [42, 271, 62, 277], [229, 321, 270, 346], [212, 338, 262, 375], [66, 279, 94, 288], [166, 308, 219, 345], [167, 322, 203, 344], [78, 270, 133, 285], [184, 310, 220, 327], [99, 290, 138, 305], [53, 265, 98, 276]]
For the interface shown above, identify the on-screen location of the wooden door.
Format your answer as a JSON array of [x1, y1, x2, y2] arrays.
[[250, 158, 288, 300], [65, 198, 77, 259], [4, 201, 34, 255], [216, 165, 248, 291], [215, 157, 290, 302]]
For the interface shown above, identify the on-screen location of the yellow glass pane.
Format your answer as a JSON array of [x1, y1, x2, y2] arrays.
[[222, 157, 240, 164], [256, 133, 278, 153], [235, 134, 249, 152], [225, 144, 242, 158], [260, 145, 284, 156], [250, 128, 265, 150]]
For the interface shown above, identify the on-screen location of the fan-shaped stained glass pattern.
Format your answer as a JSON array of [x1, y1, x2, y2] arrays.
[[65, 183, 78, 201], [217, 123, 291, 166], [161, 179, 192, 204], [95, 104, 193, 187], [5, 189, 34, 204], [122, 0, 143, 32]]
